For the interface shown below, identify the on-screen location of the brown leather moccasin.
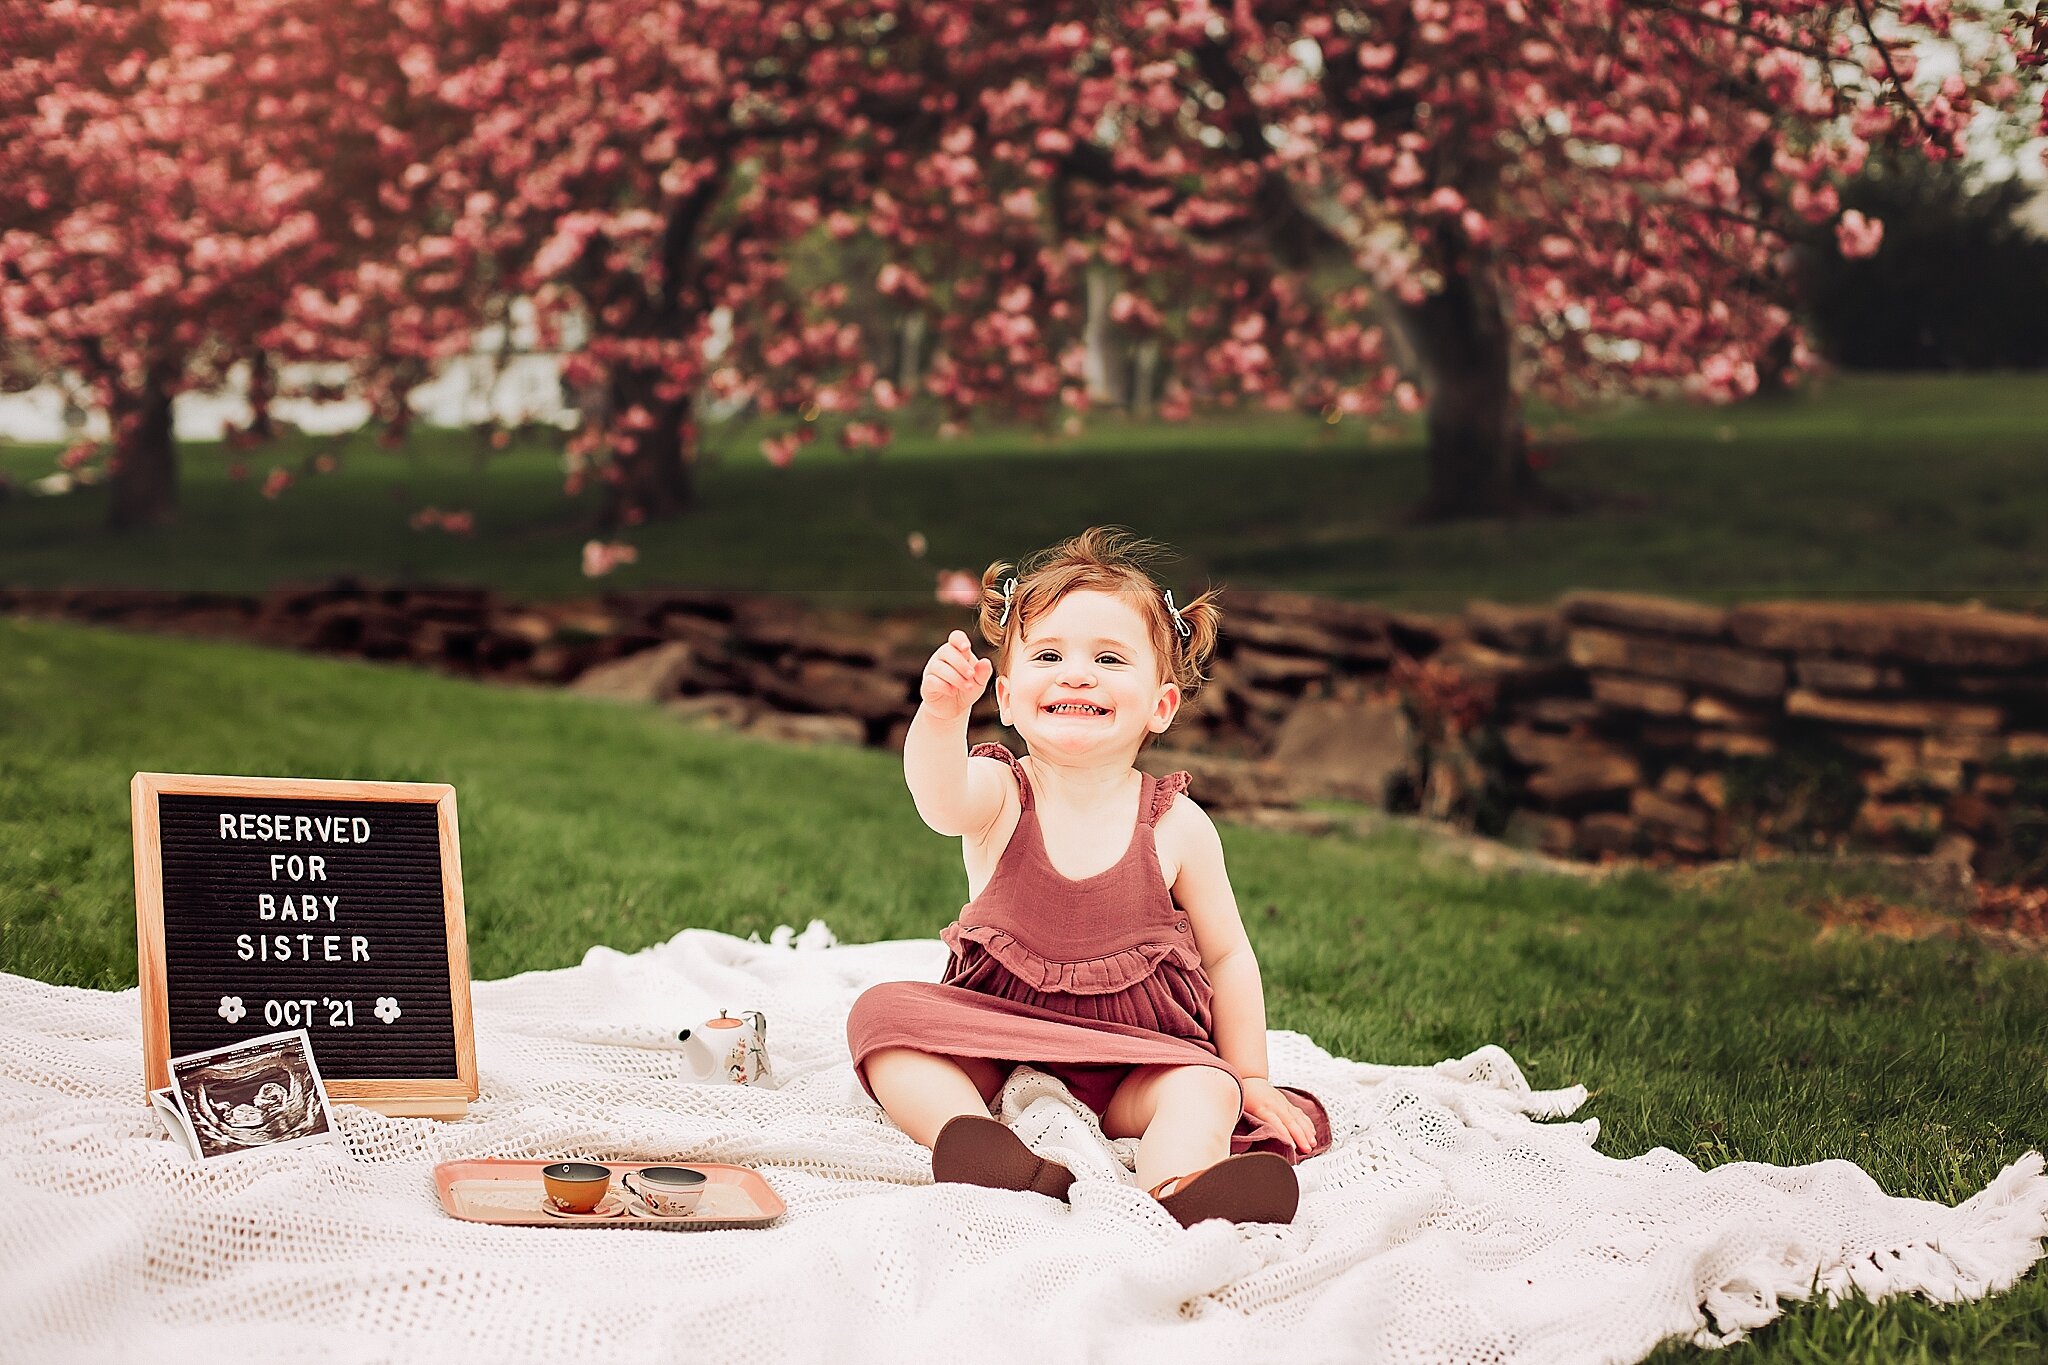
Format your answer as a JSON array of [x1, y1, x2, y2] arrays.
[[931, 1114, 1076, 1202], [1149, 1151, 1298, 1227]]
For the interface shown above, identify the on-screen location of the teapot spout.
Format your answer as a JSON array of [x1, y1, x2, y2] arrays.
[[674, 1028, 718, 1079]]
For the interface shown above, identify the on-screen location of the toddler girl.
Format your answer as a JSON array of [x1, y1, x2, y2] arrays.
[[846, 527, 1332, 1227]]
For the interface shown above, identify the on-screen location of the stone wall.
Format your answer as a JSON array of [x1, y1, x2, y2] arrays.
[[7, 581, 2045, 880], [1468, 594, 2048, 879]]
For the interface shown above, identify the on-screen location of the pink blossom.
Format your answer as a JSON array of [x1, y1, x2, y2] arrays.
[[1108, 292, 1160, 329], [533, 213, 602, 280], [261, 467, 292, 500], [875, 263, 929, 301], [1835, 210, 1885, 259], [410, 506, 475, 534], [934, 570, 979, 607], [1899, 0, 1952, 32], [581, 540, 639, 578], [839, 420, 891, 451]]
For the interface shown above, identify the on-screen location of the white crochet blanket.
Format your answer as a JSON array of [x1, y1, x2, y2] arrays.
[[2, 921, 2043, 1365]]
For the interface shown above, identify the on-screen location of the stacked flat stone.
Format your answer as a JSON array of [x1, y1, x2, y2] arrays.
[[6, 582, 2045, 874]]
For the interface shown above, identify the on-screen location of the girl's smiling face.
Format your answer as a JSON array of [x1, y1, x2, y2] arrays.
[[994, 589, 1180, 757]]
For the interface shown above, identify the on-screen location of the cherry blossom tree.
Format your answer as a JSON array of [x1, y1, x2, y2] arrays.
[[2013, 3, 2048, 153], [816, 0, 2032, 519], [8, 0, 2035, 547], [0, 0, 430, 529], [304, 0, 941, 531], [336, 0, 2039, 532]]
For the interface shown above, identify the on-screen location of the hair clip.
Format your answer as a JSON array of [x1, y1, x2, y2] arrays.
[[995, 577, 1017, 628], [1163, 588, 1191, 639]]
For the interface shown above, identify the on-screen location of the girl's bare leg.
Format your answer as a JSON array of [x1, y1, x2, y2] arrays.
[[1102, 1064, 1241, 1193], [863, 1047, 1009, 1148]]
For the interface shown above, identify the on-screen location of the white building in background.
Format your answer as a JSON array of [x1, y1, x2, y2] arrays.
[[0, 352, 581, 446], [0, 299, 591, 443], [0, 302, 741, 446]]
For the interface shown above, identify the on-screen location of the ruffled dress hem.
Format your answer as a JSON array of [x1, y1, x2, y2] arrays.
[[848, 982, 1333, 1164]]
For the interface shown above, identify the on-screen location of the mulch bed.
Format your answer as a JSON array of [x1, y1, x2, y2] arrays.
[[1813, 882, 2048, 953]]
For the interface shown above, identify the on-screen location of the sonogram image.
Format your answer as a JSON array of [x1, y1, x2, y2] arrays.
[[169, 1032, 332, 1157]]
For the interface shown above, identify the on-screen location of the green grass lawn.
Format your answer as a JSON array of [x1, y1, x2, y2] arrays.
[[2, 614, 2043, 1361], [2, 372, 2046, 611]]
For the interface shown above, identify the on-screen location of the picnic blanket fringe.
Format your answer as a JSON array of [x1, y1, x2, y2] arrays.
[[1685, 1150, 2048, 1347]]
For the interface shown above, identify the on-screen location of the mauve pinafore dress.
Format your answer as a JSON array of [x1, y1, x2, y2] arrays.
[[846, 743, 1333, 1164]]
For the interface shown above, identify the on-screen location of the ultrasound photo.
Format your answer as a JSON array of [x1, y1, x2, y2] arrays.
[[166, 1029, 337, 1160]]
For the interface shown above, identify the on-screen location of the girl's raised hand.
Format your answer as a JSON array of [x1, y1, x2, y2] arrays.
[[920, 629, 993, 721]]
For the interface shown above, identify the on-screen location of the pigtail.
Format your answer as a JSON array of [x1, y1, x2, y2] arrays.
[[977, 559, 1017, 658], [1166, 584, 1223, 703]]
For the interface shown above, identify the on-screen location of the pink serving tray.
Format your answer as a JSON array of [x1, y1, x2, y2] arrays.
[[434, 1159, 785, 1229]]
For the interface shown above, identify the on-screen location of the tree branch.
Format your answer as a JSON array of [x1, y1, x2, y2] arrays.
[[1849, 0, 1939, 145], [1632, 0, 1853, 66]]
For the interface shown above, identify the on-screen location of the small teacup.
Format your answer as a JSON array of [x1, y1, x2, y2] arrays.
[[541, 1161, 612, 1214], [622, 1165, 706, 1216]]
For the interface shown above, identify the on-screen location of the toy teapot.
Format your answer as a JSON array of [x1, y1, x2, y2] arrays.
[[676, 1010, 774, 1086]]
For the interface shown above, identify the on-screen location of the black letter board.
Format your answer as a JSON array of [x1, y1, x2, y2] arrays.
[[132, 773, 477, 1118]]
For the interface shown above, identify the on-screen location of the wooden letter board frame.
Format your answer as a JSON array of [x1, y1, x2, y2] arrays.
[[132, 772, 478, 1118]]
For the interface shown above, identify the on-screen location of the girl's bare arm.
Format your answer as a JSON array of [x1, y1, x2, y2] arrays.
[[904, 630, 1008, 837]]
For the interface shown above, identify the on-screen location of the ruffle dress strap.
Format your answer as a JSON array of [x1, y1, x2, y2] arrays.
[[1146, 769, 1192, 825], [968, 741, 1030, 809]]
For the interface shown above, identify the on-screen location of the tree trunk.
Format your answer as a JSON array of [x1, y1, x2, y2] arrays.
[[598, 368, 696, 530], [1131, 339, 1160, 418], [897, 312, 926, 394], [1082, 264, 1128, 406], [107, 365, 179, 531], [245, 350, 277, 441], [1395, 252, 1531, 519], [589, 157, 728, 531], [1751, 326, 1798, 399]]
